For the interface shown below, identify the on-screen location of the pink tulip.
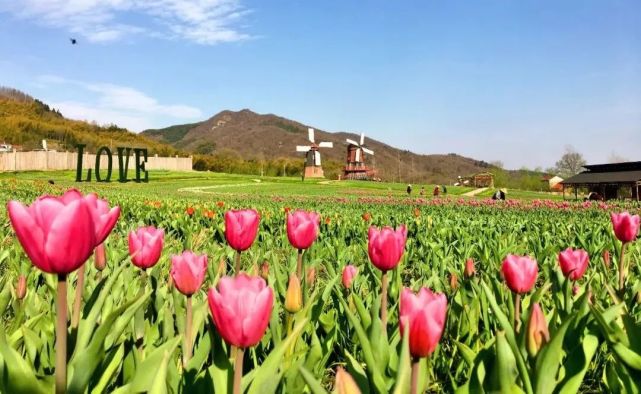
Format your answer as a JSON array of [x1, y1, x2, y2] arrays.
[[225, 209, 260, 252], [610, 212, 640, 243], [342, 265, 358, 289], [501, 255, 538, 294], [7, 191, 96, 274], [399, 287, 448, 358], [558, 247, 589, 281], [367, 225, 407, 272], [207, 274, 274, 348], [287, 210, 320, 250], [171, 251, 208, 296], [128, 226, 164, 269]]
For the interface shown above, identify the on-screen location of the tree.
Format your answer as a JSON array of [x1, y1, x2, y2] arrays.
[[554, 146, 586, 178], [489, 160, 504, 169], [608, 151, 629, 164]]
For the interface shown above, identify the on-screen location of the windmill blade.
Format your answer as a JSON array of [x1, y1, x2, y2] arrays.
[[296, 145, 312, 152], [314, 151, 321, 165], [308, 128, 315, 143], [318, 141, 333, 148], [360, 133, 365, 145], [362, 147, 374, 155], [355, 149, 361, 162], [346, 138, 359, 146]]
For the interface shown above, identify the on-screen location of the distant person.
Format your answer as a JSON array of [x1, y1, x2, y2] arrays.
[[419, 186, 425, 196], [433, 185, 440, 197], [442, 185, 447, 194], [406, 184, 412, 195], [492, 189, 506, 200]]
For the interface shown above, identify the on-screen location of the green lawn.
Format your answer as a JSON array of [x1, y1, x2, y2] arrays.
[[0, 170, 563, 201], [476, 187, 564, 201]]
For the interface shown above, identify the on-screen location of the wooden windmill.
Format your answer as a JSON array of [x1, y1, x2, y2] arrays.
[[296, 128, 333, 179], [344, 133, 376, 180]]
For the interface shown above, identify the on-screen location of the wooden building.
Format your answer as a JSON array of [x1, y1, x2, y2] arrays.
[[561, 161, 641, 201], [541, 175, 564, 191], [472, 172, 495, 188]]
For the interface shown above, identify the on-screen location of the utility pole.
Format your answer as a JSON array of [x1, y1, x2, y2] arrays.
[[397, 151, 401, 183]]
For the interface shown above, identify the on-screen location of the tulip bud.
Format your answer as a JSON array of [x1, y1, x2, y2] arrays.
[[168, 274, 174, 291], [16, 275, 27, 300], [217, 258, 227, 277], [306, 266, 316, 287], [334, 367, 361, 394], [464, 258, 475, 278], [284, 274, 302, 314], [603, 250, 611, 268], [573, 285, 579, 296], [450, 272, 458, 290], [362, 212, 371, 222], [260, 261, 270, 281], [94, 243, 106, 271], [526, 303, 549, 358], [342, 265, 358, 289], [413, 208, 420, 218]]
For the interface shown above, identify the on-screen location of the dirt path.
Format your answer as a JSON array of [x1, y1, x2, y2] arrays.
[[462, 187, 489, 197], [178, 181, 266, 194]]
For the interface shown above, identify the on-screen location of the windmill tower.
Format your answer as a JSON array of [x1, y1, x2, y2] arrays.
[[296, 128, 333, 179], [344, 133, 375, 180]]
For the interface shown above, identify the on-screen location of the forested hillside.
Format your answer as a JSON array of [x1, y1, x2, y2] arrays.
[[0, 87, 181, 155]]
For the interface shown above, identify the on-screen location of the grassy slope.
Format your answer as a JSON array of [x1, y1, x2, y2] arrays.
[[0, 170, 563, 201]]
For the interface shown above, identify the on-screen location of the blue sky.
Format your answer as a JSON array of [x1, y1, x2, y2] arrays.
[[0, 0, 639, 169]]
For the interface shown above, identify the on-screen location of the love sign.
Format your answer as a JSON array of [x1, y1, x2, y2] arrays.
[[75, 144, 149, 183]]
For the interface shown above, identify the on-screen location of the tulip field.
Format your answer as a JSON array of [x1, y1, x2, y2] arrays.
[[0, 172, 640, 394]]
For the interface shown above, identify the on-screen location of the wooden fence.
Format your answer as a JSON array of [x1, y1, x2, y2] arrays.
[[0, 151, 192, 172]]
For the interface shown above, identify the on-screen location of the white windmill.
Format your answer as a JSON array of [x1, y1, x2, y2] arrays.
[[296, 128, 333, 179], [344, 133, 375, 180]]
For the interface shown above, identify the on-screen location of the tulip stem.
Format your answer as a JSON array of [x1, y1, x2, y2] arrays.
[[56, 274, 67, 394], [71, 264, 86, 329], [184, 296, 192, 367], [233, 346, 245, 394], [514, 293, 521, 333], [618, 242, 628, 295], [411, 358, 420, 394], [235, 251, 242, 274], [296, 249, 303, 280], [381, 272, 389, 328]]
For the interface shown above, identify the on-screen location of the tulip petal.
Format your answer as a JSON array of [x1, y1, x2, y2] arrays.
[[8, 201, 47, 272], [45, 199, 95, 274]]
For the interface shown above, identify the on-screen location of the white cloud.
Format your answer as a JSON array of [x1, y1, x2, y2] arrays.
[[37, 75, 203, 131], [0, 0, 251, 44]]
